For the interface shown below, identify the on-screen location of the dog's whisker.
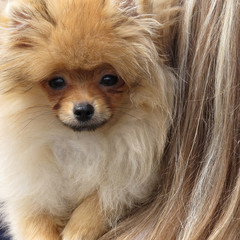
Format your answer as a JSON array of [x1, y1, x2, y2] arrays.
[[115, 110, 155, 129], [115, 110, 141, 121], [17, 112, 53, 134]]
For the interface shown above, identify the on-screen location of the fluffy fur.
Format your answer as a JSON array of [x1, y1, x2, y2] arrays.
[[0, 0, 175, 239]]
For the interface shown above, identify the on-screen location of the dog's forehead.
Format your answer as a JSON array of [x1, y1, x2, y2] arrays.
[[48, 0, 114, 31], [46, 0, 120, 69]]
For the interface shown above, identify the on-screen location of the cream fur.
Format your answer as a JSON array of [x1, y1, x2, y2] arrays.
[[0, 0, 175, 239]]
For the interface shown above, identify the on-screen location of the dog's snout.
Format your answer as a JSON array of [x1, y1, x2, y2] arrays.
[[74, 103, 95, 122]]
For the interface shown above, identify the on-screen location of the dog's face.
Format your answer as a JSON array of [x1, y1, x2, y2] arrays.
[[1, 0, 170, 132], [41, 64, 127, 131]]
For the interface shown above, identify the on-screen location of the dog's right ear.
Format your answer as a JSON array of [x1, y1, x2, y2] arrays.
[[1, 0, 56, 49], [0, 1, 38, 48], [2, 0, 33, 30]]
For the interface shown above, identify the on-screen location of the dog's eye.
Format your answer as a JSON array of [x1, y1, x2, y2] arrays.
[[48, 77, 66, 90], [100, 75, 119, 87]]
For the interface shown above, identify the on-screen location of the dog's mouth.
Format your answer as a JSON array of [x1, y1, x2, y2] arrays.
[[62, 120, 108, 132]]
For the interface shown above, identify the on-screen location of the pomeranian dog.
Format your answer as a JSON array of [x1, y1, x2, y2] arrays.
[[0, 0, 175, 239]]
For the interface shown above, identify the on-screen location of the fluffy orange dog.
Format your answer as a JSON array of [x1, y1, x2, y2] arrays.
[[0, 0, 175, 239]]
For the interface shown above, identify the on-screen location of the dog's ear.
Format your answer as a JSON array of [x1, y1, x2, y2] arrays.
[[0, 0, 33, 36], [2, 1, 36, 48], [2, 1, 55, 49], [3, 0, 33, 29]]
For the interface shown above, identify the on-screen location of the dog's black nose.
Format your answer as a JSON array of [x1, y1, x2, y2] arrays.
[[74, 103, 95, 122]]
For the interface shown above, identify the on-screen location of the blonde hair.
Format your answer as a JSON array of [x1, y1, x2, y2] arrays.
[[101, 0, 240, 239]]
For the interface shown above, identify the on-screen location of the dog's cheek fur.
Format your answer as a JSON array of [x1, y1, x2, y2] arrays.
[[0, 0, 176, 239]]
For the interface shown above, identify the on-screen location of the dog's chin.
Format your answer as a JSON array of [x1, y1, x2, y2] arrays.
[[62, 120, 108, 132]]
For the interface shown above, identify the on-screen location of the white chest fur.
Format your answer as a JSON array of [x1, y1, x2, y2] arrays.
[[51, 132, 108, 205], [0, 113, 160, 219]]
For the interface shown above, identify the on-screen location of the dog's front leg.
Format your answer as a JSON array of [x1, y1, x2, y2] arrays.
[[62, 193, 109, 240], [10, 212, 61, 240]]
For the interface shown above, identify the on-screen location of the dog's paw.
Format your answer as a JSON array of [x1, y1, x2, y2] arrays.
[[62, 220, 106, 240], [62, 194, 108, 240]]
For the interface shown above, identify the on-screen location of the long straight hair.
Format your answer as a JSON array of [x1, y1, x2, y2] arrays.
[[101, 0, 240, 239]]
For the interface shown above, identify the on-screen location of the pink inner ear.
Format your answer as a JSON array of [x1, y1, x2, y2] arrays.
[[11, 8, 32, 28], [120, 0, 138, 17], [8, 6, 34, 48]]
